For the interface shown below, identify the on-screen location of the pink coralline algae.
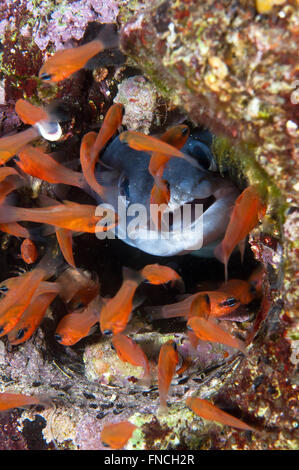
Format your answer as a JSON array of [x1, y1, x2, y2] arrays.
[[30, 0, 119, 51], [0, 1, 119, 52]]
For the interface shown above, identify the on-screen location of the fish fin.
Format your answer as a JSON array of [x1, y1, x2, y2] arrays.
[[238, 238, 246, 264], [122, 266, 144, 285], [214, 242, 228, 282], [95, 23, 119, 49]]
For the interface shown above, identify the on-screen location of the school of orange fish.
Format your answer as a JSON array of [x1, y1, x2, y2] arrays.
[[0, 32, 268, 449]]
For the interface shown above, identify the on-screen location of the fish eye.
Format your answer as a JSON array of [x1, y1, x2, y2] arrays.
[[186, 325, 193, 331], [0, 285, 8, 293], [16, 328, 27, 340], [40, 72, 52, 81], [103, 329, 113, 336], [119, 176, 130, 199], [220, 297, 238, 307], [181, 127, 189, 136], [54, 333, 62, 342], [172, 341, 177, 351], [111, 343, 115, 350]]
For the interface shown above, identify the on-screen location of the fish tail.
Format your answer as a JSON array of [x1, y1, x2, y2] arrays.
[[35, 250, 64, 279], [122, 266, 144, 286], [95, 23, 119, 50], [214, 242, 229, 282]]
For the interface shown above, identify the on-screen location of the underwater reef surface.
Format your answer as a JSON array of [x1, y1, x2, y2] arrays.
[[0, 0, 298, 450]]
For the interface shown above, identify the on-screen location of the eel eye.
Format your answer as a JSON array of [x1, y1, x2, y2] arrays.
[[119, 176, 130, 199]]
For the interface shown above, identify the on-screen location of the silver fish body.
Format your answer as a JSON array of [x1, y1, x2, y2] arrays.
[[95, 132, 239, 257]]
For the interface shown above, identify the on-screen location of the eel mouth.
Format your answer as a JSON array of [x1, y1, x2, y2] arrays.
[[157, 194, 216, 232]]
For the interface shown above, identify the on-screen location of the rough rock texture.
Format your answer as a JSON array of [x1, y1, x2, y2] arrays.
[[0, 0, 298, 451]]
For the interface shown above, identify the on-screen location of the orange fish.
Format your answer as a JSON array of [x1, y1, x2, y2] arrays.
[[55, 295, 101, 346], [0, 392, 41, 411], [187, 316, 246, 353], [0, 127, 39, 165], [39, 26, 118, 82], [0, 200, 117, 233], [149, 124, 190, 180], [149, 291, 240, 322], [80, 132, 106, 199], [17, 145, 85, 189], [218, 279, 256, 305], [100, 269, 143, 336], [119, 131, 200, 168], [140, 263, 182, 286], [112, 333, 150, 381], [150, 179, 170, 230], [186, 397, 256, 432], [157, 339, 179, 410], [101, 421, 137, 449], [0, 255, 59, 336], [15, 99, 49, 126], [214, 185, 267, 281], [7, 290, 58, 345], [91, 103, 124, 160], [55, 227, 75, 267], [20, 238, 38, 264], [0, 222, 31, 239]]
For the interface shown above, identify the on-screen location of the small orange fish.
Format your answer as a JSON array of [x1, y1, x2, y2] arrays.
[[55, 227, 75, 267], [149, 124, 190, 180], [119, 131, 200, 168], [39, 26, 118, 83], [99, 270, 142, 336], [91, 103, 124, 160], [17, 145, 85, 189], [7, 290, 58, 345], [150, 291, 240, 322], [186, 397, 256, 432], [15, 99, 49, 126], [112, 333, 150, 381], [187, 316, 246, 353], [0, 222, 31, 239], [55, 295, 101, 346], [157, 339, 179, 410], [214, 185, 267, 281], [140, 263, 182, 286], [0, 255, 59, 336], [101, 421, 137, 449], [218, 279, 256, 305], [189, 293, 211, 319], [150, 179, 170, 230], [80, 132, 106, 199], [0, 127, 39, 165], [20, 238, 38, 264], [0, 200, 117, 233], [0, 392, 41, 411]]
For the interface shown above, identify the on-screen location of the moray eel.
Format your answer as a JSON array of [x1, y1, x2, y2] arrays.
[[95, 129, 239, 257]]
